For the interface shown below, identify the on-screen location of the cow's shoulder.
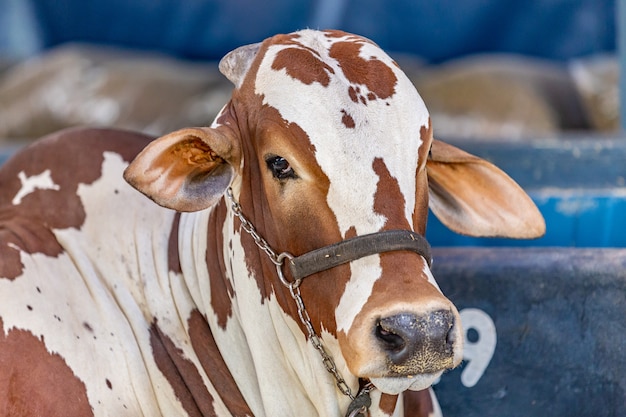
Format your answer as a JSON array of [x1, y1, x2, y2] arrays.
[[0, 127, 155, 280]]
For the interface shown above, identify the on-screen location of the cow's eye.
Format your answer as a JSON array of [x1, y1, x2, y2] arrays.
[[266, 155, 296, 180]]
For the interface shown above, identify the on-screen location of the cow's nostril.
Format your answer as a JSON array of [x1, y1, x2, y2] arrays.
[[446, 322, 457, 347], [376, 313, 419, 364], [375, 322, 406, 352]]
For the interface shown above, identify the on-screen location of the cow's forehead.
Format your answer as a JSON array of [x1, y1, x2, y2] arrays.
[[253, 30, 430, 235]]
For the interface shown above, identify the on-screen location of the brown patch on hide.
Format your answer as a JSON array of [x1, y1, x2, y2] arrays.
[[0, 212, 61, 280], [403, 389, 434, 417], [0, 317, 93, 416], [187, 310, 252, 415], [344, 226, 358, 240], [379, 393, 400, 415], [348, 86, 359, 103], [413, 119, 433, 234], [341, 110, 356, 128], [419, 119, 433, 167], [272, 47, 335, 87], [372, 158, 410, 230], [228, 92, 346, 338], [168, 213, 182, 273], [150, 321, 216, 417], [329, 39, 397, 102], [206, 200, 234, 329]]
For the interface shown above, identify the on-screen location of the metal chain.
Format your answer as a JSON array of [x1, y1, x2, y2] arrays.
[[288, 282, 356, 400], [226, 187, 282, 266], [224, 187, 358, 402]]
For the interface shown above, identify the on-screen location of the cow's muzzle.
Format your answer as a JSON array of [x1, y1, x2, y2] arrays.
[[376, 310, 456, 374]]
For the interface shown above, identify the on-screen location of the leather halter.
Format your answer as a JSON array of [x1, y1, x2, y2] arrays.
[[287, 229, 432, 281]]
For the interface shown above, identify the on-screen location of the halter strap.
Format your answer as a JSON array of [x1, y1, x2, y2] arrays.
[[288, 229, 432, 281]]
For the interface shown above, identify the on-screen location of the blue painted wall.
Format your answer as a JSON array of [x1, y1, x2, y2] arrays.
[[1, 0, 617, 62]]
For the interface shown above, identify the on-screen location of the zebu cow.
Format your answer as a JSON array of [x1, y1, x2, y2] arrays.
[[0, 30, 544, 417]]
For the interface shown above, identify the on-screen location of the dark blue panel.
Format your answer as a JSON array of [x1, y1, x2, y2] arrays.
[[431, 248, 626, 417], [342, 0, 616, 62], [30, 0, 313, 60], [28, 0, 616, 62]]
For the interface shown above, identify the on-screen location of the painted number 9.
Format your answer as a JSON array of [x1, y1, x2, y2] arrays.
[[459, 308, 497, 388]]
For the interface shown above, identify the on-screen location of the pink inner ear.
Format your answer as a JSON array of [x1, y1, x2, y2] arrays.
[[124, 128, 236, 212]]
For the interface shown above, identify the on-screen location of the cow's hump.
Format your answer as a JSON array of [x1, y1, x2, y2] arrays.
[[0, 128, 153, 280]]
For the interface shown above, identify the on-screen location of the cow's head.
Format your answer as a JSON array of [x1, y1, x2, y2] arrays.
[[124, 30, 544, 397]]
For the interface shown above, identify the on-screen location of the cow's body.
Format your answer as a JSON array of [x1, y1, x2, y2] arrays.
[[0, 30, 544, 417]]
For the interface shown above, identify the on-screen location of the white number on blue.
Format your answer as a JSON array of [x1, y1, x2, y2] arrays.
[[459, 308, 497, 388]]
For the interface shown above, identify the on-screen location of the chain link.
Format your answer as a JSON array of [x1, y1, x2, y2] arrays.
[[225, 187, 357, 401], [226, 187, 282, 265], [289, 283, 355, 400]]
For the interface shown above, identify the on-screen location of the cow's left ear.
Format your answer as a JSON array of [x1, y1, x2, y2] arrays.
[[426, 139, 546, 238], [124, 127, 236, 212]]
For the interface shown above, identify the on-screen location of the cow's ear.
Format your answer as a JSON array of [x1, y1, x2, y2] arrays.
[[219, 42, 261, 87], [426, 139, 545, 238], [124, 127, 236, 212]]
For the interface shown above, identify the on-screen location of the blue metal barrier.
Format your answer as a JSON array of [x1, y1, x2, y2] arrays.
[[432, 247, 626, 417]]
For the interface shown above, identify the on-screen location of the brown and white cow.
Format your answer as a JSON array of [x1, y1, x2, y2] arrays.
[[0, 30, 544, 417]]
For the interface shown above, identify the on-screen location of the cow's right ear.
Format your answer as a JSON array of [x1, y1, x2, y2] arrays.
[[124, 127, 237, 212]]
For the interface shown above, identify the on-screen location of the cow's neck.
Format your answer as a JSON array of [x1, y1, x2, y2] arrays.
[[176, 201, 401, 417]]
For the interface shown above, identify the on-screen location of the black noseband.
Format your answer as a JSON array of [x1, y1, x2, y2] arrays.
[[226, 188, 432, 285], [287, 229, 432, 281]]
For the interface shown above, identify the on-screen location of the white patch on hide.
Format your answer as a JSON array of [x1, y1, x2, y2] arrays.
[[335, 255, 381, 333], [12, 169, 60, 205], [423, 262, 443, 294]]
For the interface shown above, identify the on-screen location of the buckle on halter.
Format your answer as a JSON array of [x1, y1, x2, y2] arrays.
[[275, 252, 298, 288]]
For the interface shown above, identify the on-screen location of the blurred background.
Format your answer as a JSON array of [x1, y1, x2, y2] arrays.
[[1, 0, 622, 247], [1, 2, 625, 416], [0, 0, 618, 140], [0, 0, 623, 247]]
